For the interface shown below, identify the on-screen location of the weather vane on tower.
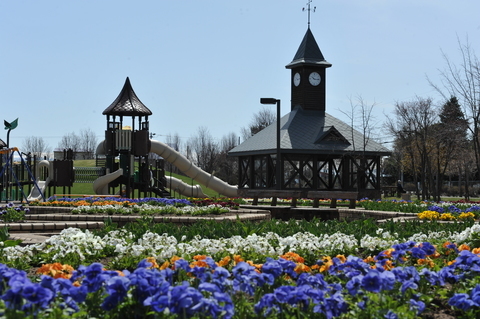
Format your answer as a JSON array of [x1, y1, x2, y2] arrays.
[[302, 0, 316, 28]]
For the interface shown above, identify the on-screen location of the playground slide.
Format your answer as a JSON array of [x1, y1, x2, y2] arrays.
[[149, 140, 238, 197], [165, 176, 207, 197], [94, 140, 238, 197], [93, 168, 124, 195], [27, 160, 51, 202]]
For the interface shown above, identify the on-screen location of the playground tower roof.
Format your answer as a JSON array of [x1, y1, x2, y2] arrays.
[[102, 77, 153, 117]]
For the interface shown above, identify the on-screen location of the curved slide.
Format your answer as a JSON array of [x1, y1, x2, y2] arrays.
[[150, 140, 238, 197], [93, 168, 124, 195], [94, 140, 238, 197], [165, 176, 207, 197], [27, 160, 52, 201]]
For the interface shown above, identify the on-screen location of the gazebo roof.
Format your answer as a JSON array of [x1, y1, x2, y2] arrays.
[[229, 106, 391, 157], [102, 77, 152, 117]]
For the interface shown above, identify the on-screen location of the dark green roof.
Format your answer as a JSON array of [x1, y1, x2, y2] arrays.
[[285, 28, 332, 69], [103, 77, 153, 117], [229, 106, 391, 157]]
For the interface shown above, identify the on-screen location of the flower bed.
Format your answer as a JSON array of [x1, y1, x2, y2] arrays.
[[2, 230, 480, 317], [1, 216, 480, 317], [3, 198, 480, 317]]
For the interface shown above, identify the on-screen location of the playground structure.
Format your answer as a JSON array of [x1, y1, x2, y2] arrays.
[[92, 77, 238, 199], [0, 147, 75, 203], [93, 139, 237, 198], [0, 78, 238, 201]]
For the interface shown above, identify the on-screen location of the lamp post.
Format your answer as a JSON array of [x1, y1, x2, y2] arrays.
[[260, 98, 281, 189]]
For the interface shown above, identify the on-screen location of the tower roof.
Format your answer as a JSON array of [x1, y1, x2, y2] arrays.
[[285, 28, 332, 69], [103, 77, 153, 117]]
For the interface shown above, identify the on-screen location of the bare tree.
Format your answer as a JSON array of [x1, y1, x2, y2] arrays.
[[428, 36, 480, 174], [339, 95, 379, 152], [240, 106, 276, 141], [79, 128, 97, 159], [386, 97, 438, 200], [165, 133, 182, 174], [22, 136, 50, 159], [215, 132, 239, 185], [58, 132, 81, 158], [187, 127, 219, 174]]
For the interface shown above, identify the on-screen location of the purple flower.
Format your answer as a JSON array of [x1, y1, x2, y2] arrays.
[[419, 268, 440, 286], [130, 268, 171, 304], [297, 273, 328, 290], [101, 276, 131, 311], [21, 283, 54, 309], [470, 284, 480, 305], [361, 269, 385, 293], [346, 275, 363, 296], [438, 267, 459, 285], [448, 293, 475, 311], [168, 283, 203, 316], [361, 268, 395, 293], [410, 247, 427, 259], [254, 293, 280, 316], [409, 298, 425, 315], [261, 258, 283, 278], [384, 310, 399, 319], [401, 280, 418, 295]]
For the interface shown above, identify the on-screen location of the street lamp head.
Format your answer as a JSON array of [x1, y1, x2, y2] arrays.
[[260, 98, 278, 105]]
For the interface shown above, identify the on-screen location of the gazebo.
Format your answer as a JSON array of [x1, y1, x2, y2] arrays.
[[228, 27, 390, 200]]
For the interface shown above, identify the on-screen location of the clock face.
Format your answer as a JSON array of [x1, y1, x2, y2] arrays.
[[293, 73, 301, 86], [309, 72, 321, 86]]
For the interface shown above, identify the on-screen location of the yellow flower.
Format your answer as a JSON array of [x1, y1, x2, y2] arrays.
[[459, 212, 475, 220], [439, 213, 456, 221], [418, 210, 440, 220]]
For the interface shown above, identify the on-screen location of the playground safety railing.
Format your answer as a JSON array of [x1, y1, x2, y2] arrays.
[[74, 167, 106, 183]]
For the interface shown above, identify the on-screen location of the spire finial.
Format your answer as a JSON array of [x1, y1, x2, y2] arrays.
[[302, 0, 316, 28]]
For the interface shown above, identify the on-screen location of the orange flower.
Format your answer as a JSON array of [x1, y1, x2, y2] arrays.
[[363, 256, 375, 264], [458, 244, 470, 251], [191, 260, 208, 268], [233, 255, 244, 264], [216, 256, 231, 267], [318, 256, 332, 273], [193, 255, 207, 261], [294, 263, 311, 274], [472, 247, 480, 255], [417, 258, 435, 268], [246, 260, 263, 271], [379, 248, 395, 258], [382, 259, 395, 271], [37, 263, 75, 279], [160, 261, 170, 270], [335, 254, 347, 263], [280, 252, 305, 263], [145, 257, 159, 269]]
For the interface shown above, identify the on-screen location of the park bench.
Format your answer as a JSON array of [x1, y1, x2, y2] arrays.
[[240, 190, 358, 209]]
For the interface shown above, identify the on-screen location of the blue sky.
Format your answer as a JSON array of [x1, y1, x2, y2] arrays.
[[1, 0, 480, 153]]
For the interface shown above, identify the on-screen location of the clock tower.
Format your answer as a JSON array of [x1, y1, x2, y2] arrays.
[[285, 27, 331, 114]]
